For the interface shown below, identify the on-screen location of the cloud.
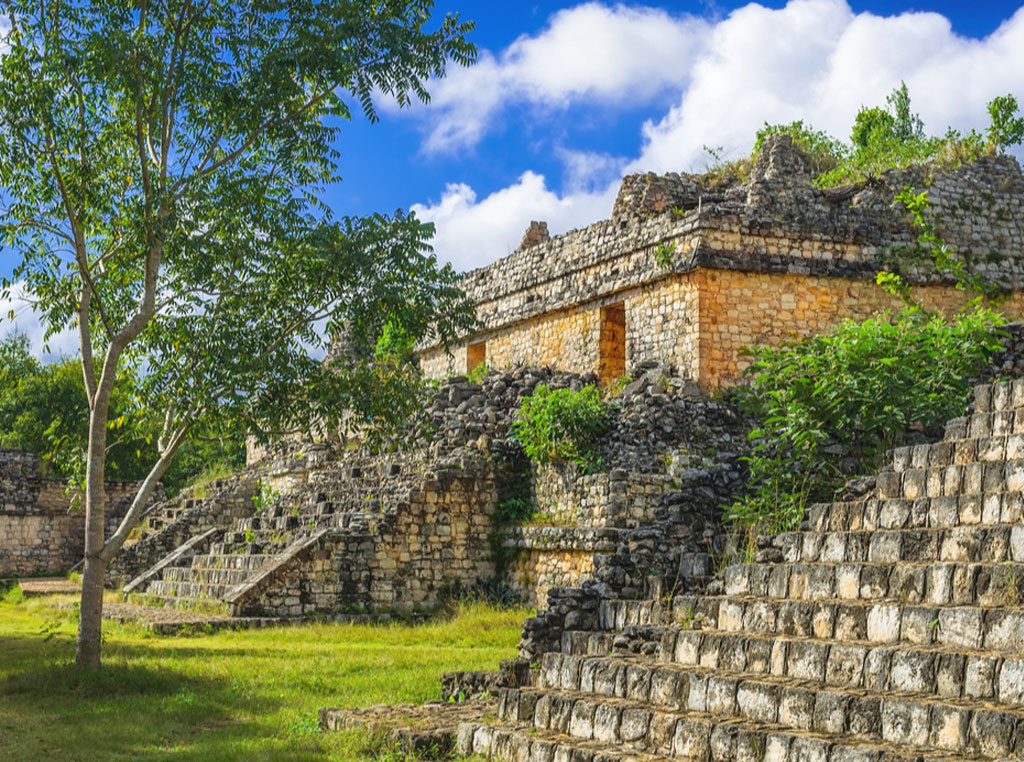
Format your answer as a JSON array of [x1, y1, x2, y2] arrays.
[[630, 1, 1024, 174], [413, 1, 1024, 272], [412, 172, 617, 271], [408, 3, 709, 153], [0, 282, 79, 361]]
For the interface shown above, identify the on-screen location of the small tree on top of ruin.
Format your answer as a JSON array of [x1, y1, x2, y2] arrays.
[[0, 0, 478, 669]]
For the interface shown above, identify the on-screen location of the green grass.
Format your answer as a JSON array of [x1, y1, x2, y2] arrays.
[[0, 594, 529, 761]]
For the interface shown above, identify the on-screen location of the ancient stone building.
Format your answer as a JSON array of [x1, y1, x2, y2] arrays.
[[419, 136, 1024, 388]]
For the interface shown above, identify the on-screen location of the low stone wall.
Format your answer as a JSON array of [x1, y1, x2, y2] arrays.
[[509, 545, 598, 609], [534, 465, 674, 528], [0, 449, 143, 575]]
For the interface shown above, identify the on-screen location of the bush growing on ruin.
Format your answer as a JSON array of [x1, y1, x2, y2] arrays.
[[728, 308, 1005, 536], [751, 85, 1022, 190], [513, 385, 608, 473]]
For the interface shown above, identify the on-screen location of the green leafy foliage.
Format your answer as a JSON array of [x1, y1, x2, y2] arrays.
[[652, 241, 676, 268], [987, 95, 1024, 152], [466, 360, 491, 384], [512, 385, 608, 473], [728, 309, 1005, 534], [750, 84, 1019, 190], [0, 335, 243, 491]]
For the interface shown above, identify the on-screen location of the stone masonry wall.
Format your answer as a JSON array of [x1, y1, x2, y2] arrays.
[[0, 449, 143, 575], [696, 268, 1024, 386]]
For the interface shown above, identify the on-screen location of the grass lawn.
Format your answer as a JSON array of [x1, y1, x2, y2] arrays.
[[0, 589, 529, 761]]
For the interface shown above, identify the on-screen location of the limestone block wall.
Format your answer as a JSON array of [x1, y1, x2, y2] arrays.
[[511, 548, 596, 609], [696, 269, 1024, 386], [0, 449, 142, 575], [533, 465, 674, 528]]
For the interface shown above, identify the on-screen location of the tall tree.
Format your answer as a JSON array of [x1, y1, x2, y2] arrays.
[[0, 0, 477, 669]]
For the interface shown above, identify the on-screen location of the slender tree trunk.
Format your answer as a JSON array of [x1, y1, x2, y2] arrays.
[[75, 553, 106, 669], [75, 384, 113, 669]]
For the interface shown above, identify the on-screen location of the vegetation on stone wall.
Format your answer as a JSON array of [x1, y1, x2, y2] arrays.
[[706, 84, 1023, 190], [728, 308, 1005, 536], [512, 384, 608, 474]]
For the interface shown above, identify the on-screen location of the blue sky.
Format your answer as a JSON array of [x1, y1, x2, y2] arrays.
[[3, 0, 1024, 355]]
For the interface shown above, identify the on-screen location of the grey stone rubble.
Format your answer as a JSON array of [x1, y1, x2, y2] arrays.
[[451, 377, 1024, 762]]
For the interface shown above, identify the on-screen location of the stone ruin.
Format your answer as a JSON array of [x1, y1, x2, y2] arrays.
[[431, 375, 1024, 762], [0, 449, 154, 576], [103, 360, 749, 617], [5, 134, 1024, 760], [420, 135, 1024, 389]]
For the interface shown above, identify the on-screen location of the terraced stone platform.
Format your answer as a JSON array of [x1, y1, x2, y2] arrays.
[[455, 379, 1024, 761]]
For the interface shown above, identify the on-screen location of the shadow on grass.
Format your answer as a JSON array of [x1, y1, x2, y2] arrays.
[[0, 636, 307, 762]]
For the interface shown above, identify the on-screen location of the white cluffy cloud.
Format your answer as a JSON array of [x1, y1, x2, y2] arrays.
[[404, 3, 709, 154], [0, 281, 78, 360], [412, 0, 1024, 270], [412, 172, 617, 273]]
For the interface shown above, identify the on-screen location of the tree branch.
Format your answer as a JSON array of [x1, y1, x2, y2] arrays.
[[99, 424, 189, 563]]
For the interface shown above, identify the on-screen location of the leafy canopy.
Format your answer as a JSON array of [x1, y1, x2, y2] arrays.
[[0, 334, 243, 491], [0, 0, 479, 667]]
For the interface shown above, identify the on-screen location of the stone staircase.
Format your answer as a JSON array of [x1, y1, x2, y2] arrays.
[[456, 379, 1024, 761], [123, 451, 499, 616], [126, 457, 414, 611]]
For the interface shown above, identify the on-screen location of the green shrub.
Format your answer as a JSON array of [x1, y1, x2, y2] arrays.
[[729, 308, 1005, 535], [512, 384, 608, 473]]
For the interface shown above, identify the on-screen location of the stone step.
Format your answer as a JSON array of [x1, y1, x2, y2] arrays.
[[145, 578, 235, 600], [722, 560, 1024, 607], [457, 723, 671, 762], [875, 459, 1024, 501], [803, 494, 1024, 534], [190, 553, 275, 571], [209, 539, 292, 555], [599, 595, 1024, 651], [892, 433, 1024, 473], [473, 686, 1006, 761], [456, 721, 983, 762], [974, 380, 1024, 415], [161, 565, 252, 586], [761, 524, 1024, 566], [503, 673, 1024, 758], [562, 626, 1024, 708], [539, 648, 1024, 732]]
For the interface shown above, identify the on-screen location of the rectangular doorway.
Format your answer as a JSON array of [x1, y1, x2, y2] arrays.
[[466, 341, 487, 374], [599, 303, 626, 383]]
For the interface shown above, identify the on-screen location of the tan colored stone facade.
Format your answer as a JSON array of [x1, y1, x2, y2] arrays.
[[510, 549, 594, 609], [419, 138, 1024, 388]]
